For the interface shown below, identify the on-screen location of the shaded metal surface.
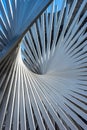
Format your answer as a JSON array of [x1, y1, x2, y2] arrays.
[[0, 0, 87, 130], [0, 0, 53, 62]]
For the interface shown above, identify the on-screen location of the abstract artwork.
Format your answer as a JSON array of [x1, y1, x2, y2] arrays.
[[0, 0, 87, 130]]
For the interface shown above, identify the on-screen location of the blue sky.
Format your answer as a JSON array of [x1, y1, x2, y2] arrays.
[[55, 0, 63, 10], [47, 0, 63, 12]]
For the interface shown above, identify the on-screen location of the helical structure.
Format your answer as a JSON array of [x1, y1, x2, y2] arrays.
[[0, 0, 87, 130]]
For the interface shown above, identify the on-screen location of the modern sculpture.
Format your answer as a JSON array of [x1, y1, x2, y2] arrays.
[[0, 0, 87, 130]]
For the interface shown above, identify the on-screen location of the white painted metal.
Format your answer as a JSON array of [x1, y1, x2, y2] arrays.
[[0, 0, 87, 130]]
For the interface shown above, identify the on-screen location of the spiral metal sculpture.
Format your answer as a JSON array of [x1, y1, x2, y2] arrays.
[[0, 0, 87, 130]]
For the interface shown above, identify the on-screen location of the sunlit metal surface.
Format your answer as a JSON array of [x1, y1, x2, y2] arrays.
[[0, 0, 87, 130]]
